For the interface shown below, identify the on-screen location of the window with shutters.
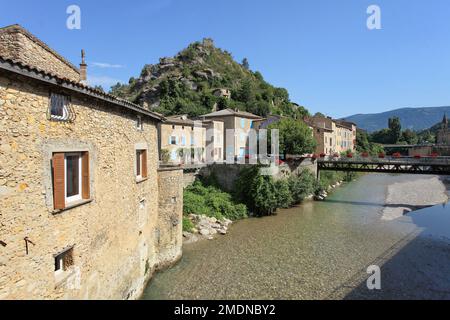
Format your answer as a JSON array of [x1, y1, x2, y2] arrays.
[[52, 152, 90, 210], [136, 149, 148, 181], [49, 93, 70, 121]]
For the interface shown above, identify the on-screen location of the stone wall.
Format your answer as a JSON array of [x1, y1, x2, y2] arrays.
[[0, 72, 181, 300], [193, 159, 318, 191], [0, 26, 80, 82], [156, 169, 183, 268]]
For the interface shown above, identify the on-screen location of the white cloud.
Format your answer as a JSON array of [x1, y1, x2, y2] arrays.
[[88, 75, 124, 89], [91, 62, 124, 69]]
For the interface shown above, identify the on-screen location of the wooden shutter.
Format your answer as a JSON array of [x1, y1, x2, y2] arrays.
[[142, 150, 148, 178], [82, 152, 90, 199], [52, 153, 65, 210]]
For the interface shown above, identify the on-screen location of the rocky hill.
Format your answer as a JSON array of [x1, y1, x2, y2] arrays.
[[343, 106, 450, 133], [110, 38, 307, 118]]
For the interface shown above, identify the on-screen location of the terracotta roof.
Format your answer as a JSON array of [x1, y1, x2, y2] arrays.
[[201, 108, 263, 120], [0, 55, 164, 121], [0, 24, 80, 74], [164, 115, 203, 126], [334, 120, 356, 130]]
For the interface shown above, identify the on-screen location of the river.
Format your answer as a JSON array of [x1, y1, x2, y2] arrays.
[[143, 173, 450, 300]]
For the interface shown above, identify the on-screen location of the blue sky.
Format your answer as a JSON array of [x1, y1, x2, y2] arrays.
[[1, 0, 450, 118]]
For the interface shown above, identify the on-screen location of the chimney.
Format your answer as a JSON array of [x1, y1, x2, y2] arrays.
[[80, 49, 87, 84]]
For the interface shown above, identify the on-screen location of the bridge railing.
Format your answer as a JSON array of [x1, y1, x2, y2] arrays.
[[317, 155, 450, 165]]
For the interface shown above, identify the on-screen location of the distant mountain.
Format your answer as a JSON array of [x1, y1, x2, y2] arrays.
[[342, 107, 450, 133]]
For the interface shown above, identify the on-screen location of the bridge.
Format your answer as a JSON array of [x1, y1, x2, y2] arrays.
[[317, 156, 450, 176]]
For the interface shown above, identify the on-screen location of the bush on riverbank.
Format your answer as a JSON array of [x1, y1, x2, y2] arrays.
[[184, 181, 248, 221], [183, 217, 195, 232], [235, 167, 318, 216], [288, 170, 318, 204], [316, 171, 358, 194]]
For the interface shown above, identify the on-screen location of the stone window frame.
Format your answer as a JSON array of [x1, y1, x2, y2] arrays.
[[43, 141, 95, 214]]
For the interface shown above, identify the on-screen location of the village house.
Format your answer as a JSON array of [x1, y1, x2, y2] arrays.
[[159, 115, 207, 164], [0, 24, 183, 300], [308, 115, 337, 155], [307, 115, 357, 156], [198, 109, 263, 160], [334, 120, 357, 154]]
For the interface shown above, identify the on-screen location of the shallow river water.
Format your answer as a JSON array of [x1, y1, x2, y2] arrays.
[[143, 174, 450, 300]]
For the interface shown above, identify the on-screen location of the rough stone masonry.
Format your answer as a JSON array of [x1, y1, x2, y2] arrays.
[[0, 24, 184, 300]]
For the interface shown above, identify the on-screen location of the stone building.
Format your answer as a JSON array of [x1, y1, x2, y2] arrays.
[[0, 25, 183, 300], [437, 115, 450, 146], [334, 120, 357, 154], [198, 109, 263, 159], [158, 115, 206, 164], [308, 116, 337, 155], [307, 115, 357, 155], [213, 88, 231, 99]]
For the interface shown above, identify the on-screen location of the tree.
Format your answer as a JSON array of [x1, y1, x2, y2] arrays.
[[93, 85, 105, 92], [235, 167, 279, 216], [388, 117, 402, 144], [400, 129, 418, 145], [242, 58, 250, 70], [235, 79, 254, 102], [268, 118, 316, 156]]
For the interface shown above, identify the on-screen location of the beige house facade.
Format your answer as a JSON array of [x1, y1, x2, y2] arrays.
[[159, 115, 207, 164], [0, 25, 183, 300], [308, 116, 357, 155], [199, 109, 263, 160]]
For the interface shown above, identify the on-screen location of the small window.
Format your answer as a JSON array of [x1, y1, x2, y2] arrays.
[[181, 136, 186, 146], [54, 247, 74, 274], [136, 149, 148, 180], [241, 119, 246, 129], [191, 136, 195, 146], [50, 93, 70, 121], [170, 136, 177, 145], [136, 116, 143, 131]]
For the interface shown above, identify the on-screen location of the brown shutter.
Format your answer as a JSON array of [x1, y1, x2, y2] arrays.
[[142, 150, 148, 178], [82, 152, 90, 199], [52, 153, 65, 210]]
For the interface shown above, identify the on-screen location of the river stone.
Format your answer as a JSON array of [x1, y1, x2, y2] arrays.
[[218, 229, 227, 235], [199, 229, 210, 236]]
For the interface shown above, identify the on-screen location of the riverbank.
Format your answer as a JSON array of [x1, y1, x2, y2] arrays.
[[182, 178, 345, 244], [382, 175, 448, 221]]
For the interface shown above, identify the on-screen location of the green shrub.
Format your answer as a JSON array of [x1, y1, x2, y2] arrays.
[[183, 181, 247, 221], [235, 166, 279, 216], [288, 170, 317, 204], [275, 179, 293, 208], [160, 149, 170, 163], [182, 217, 194, 232]]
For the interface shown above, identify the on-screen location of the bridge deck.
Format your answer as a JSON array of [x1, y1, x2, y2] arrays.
[[317, 157, 450, 175]]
